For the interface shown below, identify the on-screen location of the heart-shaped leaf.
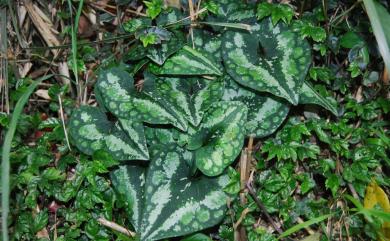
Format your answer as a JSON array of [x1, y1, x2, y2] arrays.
[[187, 101, 248, 176], [111, 144, 229, 241], [149, 46, 223, 76], [299, 81, 338, 116], [206, 0, 256, 24], [68, 106, 149, 160], [125, 43, 148, 62], [222, 75, 290, 137], [156, 8, 189, 26], [209, 0, 241, 20], [192, 30, 222, 65], [222, 17, 311, 105], [147, 32, 185, 65], [96, 67, 188, 131], [145, 126, 178, 146], [156, 77, 224, 127]]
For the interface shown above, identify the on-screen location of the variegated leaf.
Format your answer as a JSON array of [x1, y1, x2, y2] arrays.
[[110, 164, 145, 231], [111, 145, 229, 241], [209, 0, 241, 20], [124, 43, 148, 62], [299, 81, 338, 116], [156, 8, 189, 26], [156, 77, 224, 127], [206, 0, 256, 24], [222, 75, 290, 137], [187, 101, 248, 176], [147, 32, 185, 65], [93, 86, 108, 113], [192, 30, 223, 69], [222, 17, 311, 105], [68, 106, 149, 160], [149, 46, 223, 76], [144, 126, 178, 146], [144, 126, 196, 171], [96, 67, 188, 131], [119, 118, 150, 154]]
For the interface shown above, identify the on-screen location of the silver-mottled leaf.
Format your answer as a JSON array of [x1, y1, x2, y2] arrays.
[[147, 32, 186, 65], [111, 145, 229, 241], [156, 8, 189, 26], [156, 77, 224, 127], [119, 119, 149, 156], [222, 17, 311, 105], [206, 0, 256, 24], [187, 101, 248, 176], [110, 165, 145, 230], [222, 75, 290, 137], [149, 46, 223, 76], [68, 106, 149, 160], [191, 29, 223, 71], [96, 67, 188, 131]]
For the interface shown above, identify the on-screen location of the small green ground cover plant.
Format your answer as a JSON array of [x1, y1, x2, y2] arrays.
[[1, 0, 390, 241]]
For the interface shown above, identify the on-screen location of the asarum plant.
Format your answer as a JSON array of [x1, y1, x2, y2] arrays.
[[68, 1, 338, 239]]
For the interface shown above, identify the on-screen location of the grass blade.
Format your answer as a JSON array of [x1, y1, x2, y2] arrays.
[[363, 0, 390, 78], [1, 75, 53, 241], [198, 22, 252, 31], [345, 194, 364, 210], [67, 0, 84, 101], [278, 213, 334, 239]]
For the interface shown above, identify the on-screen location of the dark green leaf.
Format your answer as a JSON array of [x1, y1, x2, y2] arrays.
[[156, 77, 224, 127], [33, 210, 48, 233], [181, 233, 212, 241], [222, 18, 311, 105], [123, 18, 152, 33], [299, 81, 338, 116], [149, 46, 223, 76], [146, 31, 185, 65], [68, 106, 149, 160], [325, 174, 340, 197], [111, 144, 229, 241], [188, 101, 247, 176], [340, 31, 365, 49], [222, 75, 290, 137], [96, 67, 188, 131]]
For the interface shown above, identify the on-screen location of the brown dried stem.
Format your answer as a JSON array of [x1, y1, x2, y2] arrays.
[[246, 182, 284, 235], [97, 217, 136, 237]]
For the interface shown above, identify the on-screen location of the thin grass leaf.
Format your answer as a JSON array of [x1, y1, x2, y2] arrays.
[[345, 194, 364, 210], [1, 75, 53, 241], [278, 213, 334, 239], [363, 0, 390, 78], [367, 209, 390, 222], [67, 0, 84, 98]]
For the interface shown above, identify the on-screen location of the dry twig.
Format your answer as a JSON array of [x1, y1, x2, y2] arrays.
[[97, 217, 136, 237], [246, 182, 284, 235], [24, 0, 60, 56], [58, 95, 72, 151]]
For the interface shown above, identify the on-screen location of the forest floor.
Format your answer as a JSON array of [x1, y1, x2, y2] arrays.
[[1, 0, 390, 241]]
